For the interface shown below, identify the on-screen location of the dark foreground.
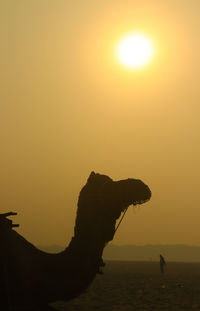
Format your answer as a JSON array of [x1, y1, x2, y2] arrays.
[[51, 261, 200, 311]]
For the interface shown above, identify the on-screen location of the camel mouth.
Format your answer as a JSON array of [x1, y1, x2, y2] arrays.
[[132, 184, 151, 206], [132, 198, 150, 205]]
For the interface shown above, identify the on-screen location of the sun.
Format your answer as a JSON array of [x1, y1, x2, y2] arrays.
[[117, 34, 153, 69]]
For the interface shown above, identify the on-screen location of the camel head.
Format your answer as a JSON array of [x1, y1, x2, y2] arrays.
[[74, 172, 151, 244]]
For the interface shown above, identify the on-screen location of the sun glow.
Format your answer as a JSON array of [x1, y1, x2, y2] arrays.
[[117, 34, 153, 69]]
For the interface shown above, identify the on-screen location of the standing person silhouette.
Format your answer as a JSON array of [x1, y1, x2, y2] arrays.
[[160, 254, 166, 274]]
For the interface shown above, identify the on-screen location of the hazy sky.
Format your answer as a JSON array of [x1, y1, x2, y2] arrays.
[[1, 0, 200, 246]]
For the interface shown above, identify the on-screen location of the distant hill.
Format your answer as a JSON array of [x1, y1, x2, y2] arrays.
[[38, 244, 200, 263], [104, 244, 200, 262]]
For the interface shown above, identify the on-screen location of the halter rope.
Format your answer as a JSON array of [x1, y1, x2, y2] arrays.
[[114, 207, 129, 235]]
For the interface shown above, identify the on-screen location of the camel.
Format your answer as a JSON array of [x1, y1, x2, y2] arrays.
[[0, 172, 151, 310]]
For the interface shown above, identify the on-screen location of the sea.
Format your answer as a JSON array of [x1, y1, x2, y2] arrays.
[[52, 261, 200, 311]]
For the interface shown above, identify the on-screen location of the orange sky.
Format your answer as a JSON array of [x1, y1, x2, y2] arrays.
[[1, 0, 200, 246]]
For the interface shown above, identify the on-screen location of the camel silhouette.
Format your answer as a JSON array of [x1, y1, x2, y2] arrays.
[[0, 172, 151, 310]]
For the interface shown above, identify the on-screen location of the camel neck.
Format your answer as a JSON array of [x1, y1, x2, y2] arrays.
[[65, 235, 105, 273], [68, 235, 105, 255]]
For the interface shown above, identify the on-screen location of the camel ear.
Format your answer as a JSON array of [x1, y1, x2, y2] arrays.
[[87, 171, 96, 183]]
